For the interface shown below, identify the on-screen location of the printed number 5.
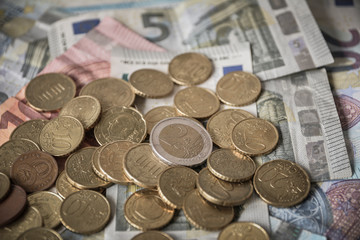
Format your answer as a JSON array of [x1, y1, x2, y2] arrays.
[[142, 13, 170, 42]]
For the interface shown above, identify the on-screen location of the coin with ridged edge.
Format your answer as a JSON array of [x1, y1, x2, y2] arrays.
[[92, 145, 112, 182], [56, 171, 81, 199], [218, 222, 270, 240], [10, 119, 48, 147], [17, 227, 63, 240], [144, 106, 177, 134], [0, 172, 10, 201], [131, 231, 174, 240]]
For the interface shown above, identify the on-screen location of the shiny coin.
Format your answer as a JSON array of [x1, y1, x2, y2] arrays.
[[207, 149, 256, 182], [253, 159, 311, 207], [79, 77, 135, 111], [0, 139, 39, 177], [10, 119, 48, 147], [59, 95, 101, 130], [56, 171, 81, 199], [124, 144, 169, 188], [131, 231, 174, 240], [11, 150, 58, 192], [0, 185, 27, 227], [183, 189, 234, 230], [124, 189, 174, 230], [0, 172, 10, 201], [216, 71, 261, 106], [28, 191, 63, 229], [174, 87, 220, 118], [144, 106, 177, 134], [92, 145, 111, 182], [168, 52, 213, 86], [218, 222, 270, 240], [39, 116, 84, 157], [25, 73, 76, 111], [206, 109, 254, 149], [158, 166, 198, 209], [150, 117, 212, 166], [18, 227, 63, 240], [94, 106, 146, 145], [129, 69, 174, 98], [231, 118, 279, 156], [60, 190, 110, 234], [197, 168, 253, 206]]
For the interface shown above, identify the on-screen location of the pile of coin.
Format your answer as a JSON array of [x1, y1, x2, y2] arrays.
[[0, 52, 311, 239]]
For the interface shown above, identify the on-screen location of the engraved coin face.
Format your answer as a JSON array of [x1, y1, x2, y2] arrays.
[[39, 116, 84, 157], [94, 106, 147, 145], [253, 159, 311, 207], [56, 171, 81, 199], [79, 77, 135, 111], [216, 71, 261, 106], [10, 119, 48, 147], [25, 73, 76, 111], [231, 118, 279, 156], [60, 190, 110, 234], [0, 185, 27, 227], [218, 222, 270, 240], [11, 150, 58, 192], [150, 117, 212, 166], [174, 87, 220, 118], [168, 52, 213, 86], [144, 106, 177, 134], [18, 227, 63, 240], [0, 172, 10, 201], [129, 69, 174, 98], [206, 109, 254, 149], [124, 189, 174, 231], [131, 231, 174, 240]]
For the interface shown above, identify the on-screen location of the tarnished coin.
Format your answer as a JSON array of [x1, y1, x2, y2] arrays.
[[129, 69, 174, 98], [56, 171, 81, 199], [10, 119, 48, 147], [158, 166, 198, 209], [25, 73, 76, 111], [79, 77, 135, 111], [39, 116, 84, 157], [0, 139, 39, 177], [124, 144, 169, 188], [216, 71, 261, 106], [183, 189, 234, 230], [59, 95, 101, 130], [131, 231, 174, 240], [18, 227, 63, 240], [168, 52, 213, 86], [28, 191, 63, 229], [253, 159, 311, 207], [207, 149, 256, 182], [10, 150, 58, 192], [144, 106, 177, 134], [0, 172, 10, 201], [150, 117, 212, 166], [124, 189, 174, 231], [91, 145, 111, 182], [65, 147, 111, 189], [60, 190, 110, 234], [231, 118, 279, 156], [174, 87, 220, 118], [197, 168, 253, 206], [218, 222, 270, 240], [0, 185, 27, 227], [206, 109, 254, 149], [94, 106, 147, 145]]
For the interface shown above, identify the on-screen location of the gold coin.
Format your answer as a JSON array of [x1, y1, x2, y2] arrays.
[[0, 172, 10, 201], [174, 87, 220, 118], [0, 139, 39, 177], [56, 171, 81, 199], [39, 116, 84, 157], [131, 231, 174, 240], [144, 106, 177, 134], [129, 69, 174, 98], [94, 106, 147, 145], [25, 73, 76, 111], [79, 77, 135, 111], [0, 206, 42, 240], [28, 191, 63, 229], [218, 222, 270, 240], [207, 149, 256, 182], [216, 71, 261, 106], [231, 118, 279, 156], [124, 189, 174, 230], [17, 227, 63, 240], [197, 168, 253, 206], [59, 95, 101, 130], [60, 190, 110, 234], [206, 109, 254, 149], [124, 144, 169, 188], [10, 119, 48, 147], [168, 52, 213, 86], [158, 166, 198, 209], [183, 189, 234, 230], [253, 159, 311, 207], [1, 17, 35, 38], [98, 140, 137, 184], [65, 147, 111, 189], [91, 145, 111, 182]]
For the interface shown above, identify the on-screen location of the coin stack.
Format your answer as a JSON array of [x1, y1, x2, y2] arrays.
[[0, 52, 311, 240]]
